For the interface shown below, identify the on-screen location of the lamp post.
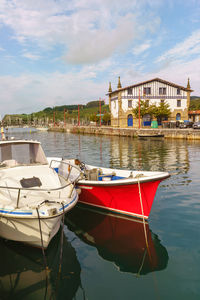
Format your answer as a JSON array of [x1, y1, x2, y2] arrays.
[[78, 104, 80, 126], [64, 109, 66, 127], [99, 98, 101, 127], [138, 88, 141, 129]]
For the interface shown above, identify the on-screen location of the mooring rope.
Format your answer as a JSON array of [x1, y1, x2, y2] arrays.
[[137, 177, 149, 249], [136, 248, 147, 277], [137, 178, 161, 300], [52, 202, 65, 300], [36, 207, 49, 300], [58, 203, 65, 275]]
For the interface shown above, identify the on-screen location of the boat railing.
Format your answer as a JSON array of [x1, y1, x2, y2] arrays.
[[49, 159, 84, 181], [0, 180, 76, 208], [0, 161, 82, 208]]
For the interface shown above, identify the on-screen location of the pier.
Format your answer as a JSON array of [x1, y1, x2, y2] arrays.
[[48, 126, 200, 140]]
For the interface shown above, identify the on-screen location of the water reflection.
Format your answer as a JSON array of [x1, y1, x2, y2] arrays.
[[0, 230, 81, 300], [109, 136, 190, 174], [65, 206, 168, 275]]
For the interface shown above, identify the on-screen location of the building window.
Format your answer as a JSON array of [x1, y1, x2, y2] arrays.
[[177, 99, 181, 107], [127, 88, 132, 95], [159, 87, 166, 95], [160, 99, 165, 104], [128, 100, 132, 108], [143, 87, 151, 95], [177, 88, 181, 95]]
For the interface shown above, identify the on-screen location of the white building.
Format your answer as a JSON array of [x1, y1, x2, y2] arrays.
[[107, 77, 193, 128]]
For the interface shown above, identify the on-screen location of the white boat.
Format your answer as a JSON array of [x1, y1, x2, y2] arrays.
[[36, 127, 49, 131], [47, 158, 170, 220], [0, 140, 80, 248]]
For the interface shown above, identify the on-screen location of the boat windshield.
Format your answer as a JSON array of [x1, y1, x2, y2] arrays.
[[0, 142, 48, 166]]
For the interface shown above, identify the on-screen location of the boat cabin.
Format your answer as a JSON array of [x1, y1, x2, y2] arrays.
[[0, 140, 48, 167]]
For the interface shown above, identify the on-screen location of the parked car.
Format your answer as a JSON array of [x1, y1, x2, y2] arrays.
[[179, 121, 194, 128], [193, 122, 200, 129]]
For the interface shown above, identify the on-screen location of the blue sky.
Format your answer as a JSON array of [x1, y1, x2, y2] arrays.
[[0, 0, 200, 116]]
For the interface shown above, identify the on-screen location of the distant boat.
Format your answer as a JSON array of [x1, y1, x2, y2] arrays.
[[36, 127, 49, 131], [138, 133, 164, 139]]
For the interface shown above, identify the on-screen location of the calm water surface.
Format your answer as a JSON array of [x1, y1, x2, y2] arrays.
[[1, 129, 200, 300]]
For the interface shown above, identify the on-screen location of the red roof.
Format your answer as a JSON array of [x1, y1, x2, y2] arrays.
[[188, 110, 200, 114]]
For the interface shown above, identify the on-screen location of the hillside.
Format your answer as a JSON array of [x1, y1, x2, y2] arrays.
[[189, 96, 200, 110], [3, 100, 110, 126]]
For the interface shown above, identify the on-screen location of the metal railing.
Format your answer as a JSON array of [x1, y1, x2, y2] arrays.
[[0, 161, 82, 208], [49, 159, 83, 181]]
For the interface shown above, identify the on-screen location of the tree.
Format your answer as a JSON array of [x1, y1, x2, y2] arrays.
[[86, 100, 105, 108], [90, 114, 98, 122], [132, 100, 156, 118], [102, 112, 111, 125], [133, 100, 171, 122], [153, 101, 171, 120]]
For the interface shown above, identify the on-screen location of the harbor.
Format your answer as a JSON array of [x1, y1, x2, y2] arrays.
[[1, 1, 200, 299], [0, 129, 200, 299]]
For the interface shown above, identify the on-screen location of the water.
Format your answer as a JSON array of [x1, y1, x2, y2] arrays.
[[1, 129, 200, 299]]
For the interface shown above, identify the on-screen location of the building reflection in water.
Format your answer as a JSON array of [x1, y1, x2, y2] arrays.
[[0, 230, 81, 300], [109, 137, 190, 177], [66, 206, 169, 275]]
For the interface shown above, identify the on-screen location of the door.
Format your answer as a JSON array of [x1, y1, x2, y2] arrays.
[[176, 113, 181, 121], [127, 114, 133, 127]]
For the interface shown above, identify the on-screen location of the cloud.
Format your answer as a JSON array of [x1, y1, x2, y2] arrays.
[[132, 41, 151, 55], [154, 57, 200, 94], [0, 70, 108, 116], [1, 55, 200, 118], [22, 52, 41, 60], [156, 29, 200, 63], [0, 0, 161, 64], [64, 14, 138, 64], [2, 52, 199, 116]]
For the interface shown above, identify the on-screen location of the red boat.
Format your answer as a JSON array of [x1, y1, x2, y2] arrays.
[[48, 158, 170, 220], [65, 206, 169, 275]]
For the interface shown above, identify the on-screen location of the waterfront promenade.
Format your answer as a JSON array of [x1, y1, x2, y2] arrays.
[[48, 125, 200, 140]]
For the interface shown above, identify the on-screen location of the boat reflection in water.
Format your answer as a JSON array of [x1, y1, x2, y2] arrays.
[[0, 229, 81, 300], [66, 205, 169, 275]]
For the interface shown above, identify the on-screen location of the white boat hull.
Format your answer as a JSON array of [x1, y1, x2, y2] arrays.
[[0, 192, 78, 248], [0, 215, 61, 248]]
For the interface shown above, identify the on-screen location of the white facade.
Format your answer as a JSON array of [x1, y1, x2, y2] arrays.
[[108, 78, 192, 127], [111, 99, 118, 118], [111, 80, 188, 116]]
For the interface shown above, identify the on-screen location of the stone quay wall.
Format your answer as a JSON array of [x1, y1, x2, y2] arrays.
[[48, 125, 200, 140]]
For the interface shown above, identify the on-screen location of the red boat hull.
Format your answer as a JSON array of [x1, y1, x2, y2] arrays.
[[77, 179, 161, 219]]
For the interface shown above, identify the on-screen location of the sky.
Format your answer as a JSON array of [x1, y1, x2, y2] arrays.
[[0, 0, 200, 116]]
